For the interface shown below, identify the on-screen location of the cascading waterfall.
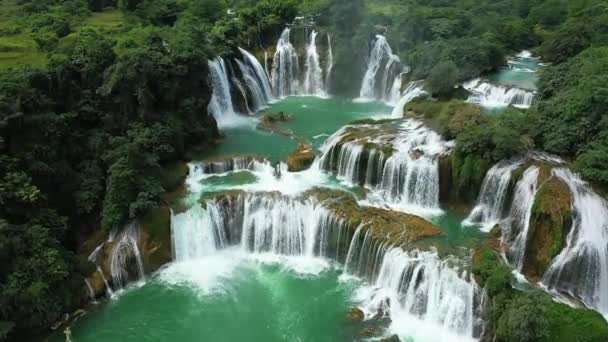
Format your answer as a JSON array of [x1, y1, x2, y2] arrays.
[[303, 30, 326, 96], [88, 243, 114, 297], [325, 33, 333, 92], [208, 57, 242, 128], [237, 48, 274, 111], [317, 119, 452, 214], [232, 77, 252, 114], [463, 160, 523, 232], [463, 78, 535, 109], [543, 168, 608, 319], [381, 58, 402, 105], [391, 82, 427, 118], [84, 279, 97, 304], [170, 192, 482, 339], [271, 28, 300, 97], [354, 248, 481, 341], [502, 166, 540, 271], [359, 35, 402, 102], [110, 222, 145, 290]]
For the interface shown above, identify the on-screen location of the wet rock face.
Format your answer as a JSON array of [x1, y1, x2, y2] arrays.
[[346, 307, 365, 322], [523, 176, 572, 280], [305, 187, 442, 248], [287, 143, 315, 172]]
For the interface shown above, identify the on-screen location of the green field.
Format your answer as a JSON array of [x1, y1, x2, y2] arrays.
[[0, 3, 125, 70]]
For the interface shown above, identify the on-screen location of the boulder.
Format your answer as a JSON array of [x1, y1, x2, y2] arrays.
[[346, 307, 365, 322], [287, 143, 315, 172], [261, 111, 293, 123]]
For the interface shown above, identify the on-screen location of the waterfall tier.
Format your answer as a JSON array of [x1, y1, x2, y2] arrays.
[[86, 222, 146, 297], [463, 160, 523, 232], [391, 81, 427, 118], [271, 28, 301, 97], [463, 153, 608, 319], [170, 189, 483, 339], [207, 49, 275, 127], [543, 169, 608, 319], [208, 57, 239, 128], [303, 30, 326, 97], [359, 35, 405, 102], [317, 118, 453, 214], [236, 48, 274, 112], [463, 78, 535, 109]]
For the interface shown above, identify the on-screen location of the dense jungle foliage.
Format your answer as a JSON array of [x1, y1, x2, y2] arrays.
[[0, 0, 607, 340]]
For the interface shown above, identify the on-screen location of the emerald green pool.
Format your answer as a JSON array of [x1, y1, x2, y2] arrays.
[[50, 256, 358, 342]]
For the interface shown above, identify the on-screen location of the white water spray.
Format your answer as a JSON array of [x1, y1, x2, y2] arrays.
[[463, 160, 523, 232], [543, 168, 608, 319], [303, 30, 326, 96], [359, 35, 402, 101], [463, 78, 534, 109], [391, 82, 427, 118], [271, 28, 300, 97], [208, 57, 245, 128], [502, 166, 540, 271], [325, 33, 333, 93], [109, 222, 145, 290]]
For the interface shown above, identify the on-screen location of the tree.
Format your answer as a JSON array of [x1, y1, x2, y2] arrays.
[[426, 60, 459, 96], [496, 293, 550, 342]]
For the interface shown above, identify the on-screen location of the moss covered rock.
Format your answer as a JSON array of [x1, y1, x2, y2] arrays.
[[305, 188, 441, 247], [261, 111, 293, 123], [287, 143, 315, 172], [522, 176, 572, 280]]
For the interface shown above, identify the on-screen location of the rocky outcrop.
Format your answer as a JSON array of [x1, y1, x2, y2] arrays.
[[305, 188, 442, 247], [82, 207, 174, 301], [287, 143, 315, 171], [522, 176, 572, 280], [261, 111, 293, 124]]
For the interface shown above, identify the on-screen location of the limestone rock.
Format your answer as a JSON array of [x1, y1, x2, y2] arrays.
[[287, 144, 315, 172], [346, 307, 365, 322]]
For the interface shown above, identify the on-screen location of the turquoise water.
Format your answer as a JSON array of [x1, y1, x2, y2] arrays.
[[488, 53, 544, 91], [265, 96, 391, 148], [49, 257, 358, 342]]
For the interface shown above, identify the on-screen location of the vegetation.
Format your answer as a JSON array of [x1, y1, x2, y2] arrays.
[[1, 0, 608, 341], [474, 246, 608, 342]]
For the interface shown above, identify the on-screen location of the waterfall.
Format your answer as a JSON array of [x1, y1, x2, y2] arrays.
[[354, 249, 481, 341], [232, 77, 252, 114], [271, 28, 300, 97], [303, 30, 326, 96], [237, 48, 274, 112], [171, 204, 223, 261], [264, 51, 270, 79], [359, 35, 402, 102], [87, 243, 114, 297], [317, 118, 452, 214], [84, 279, 97, 304], [325, 33, 333, 92], [208, 57, 242, 128], [463, 160, 523, 232], [463, 78, 535, 109], [170, 191, 482, 339], [502, 166, 540, 271], [391, 82, 427, 118], [109, 222, 145, 290], [543, 168, 608, 319]]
